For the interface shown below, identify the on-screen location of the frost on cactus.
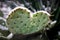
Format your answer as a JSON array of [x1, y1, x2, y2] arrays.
[[6, 7, 50, 35]]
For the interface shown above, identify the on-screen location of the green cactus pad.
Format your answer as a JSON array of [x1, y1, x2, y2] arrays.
[[6, 7, 50, 35]]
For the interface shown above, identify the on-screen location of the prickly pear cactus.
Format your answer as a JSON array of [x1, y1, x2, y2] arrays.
[[6, 7, 50, 35]]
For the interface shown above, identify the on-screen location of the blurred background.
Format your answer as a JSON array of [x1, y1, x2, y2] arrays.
[[0, 0, 60, 40]]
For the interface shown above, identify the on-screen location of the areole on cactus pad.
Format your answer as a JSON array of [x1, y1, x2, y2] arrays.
[[6, 6, 51, 35]]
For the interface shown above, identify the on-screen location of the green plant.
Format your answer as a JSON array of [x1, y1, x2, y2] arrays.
[[6, 7, 51, 35], [0, 10, 4, 17], [0, 0, 59, 40]]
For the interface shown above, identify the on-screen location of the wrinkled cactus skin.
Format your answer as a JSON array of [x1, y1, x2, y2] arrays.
[[6, 7, 50, 35]]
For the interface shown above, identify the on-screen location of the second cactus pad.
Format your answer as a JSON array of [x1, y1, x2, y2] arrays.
[[6, 7, 50, 35]]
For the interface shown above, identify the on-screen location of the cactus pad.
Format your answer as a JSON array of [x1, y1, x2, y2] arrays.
[[6, 7, 50, 35]]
